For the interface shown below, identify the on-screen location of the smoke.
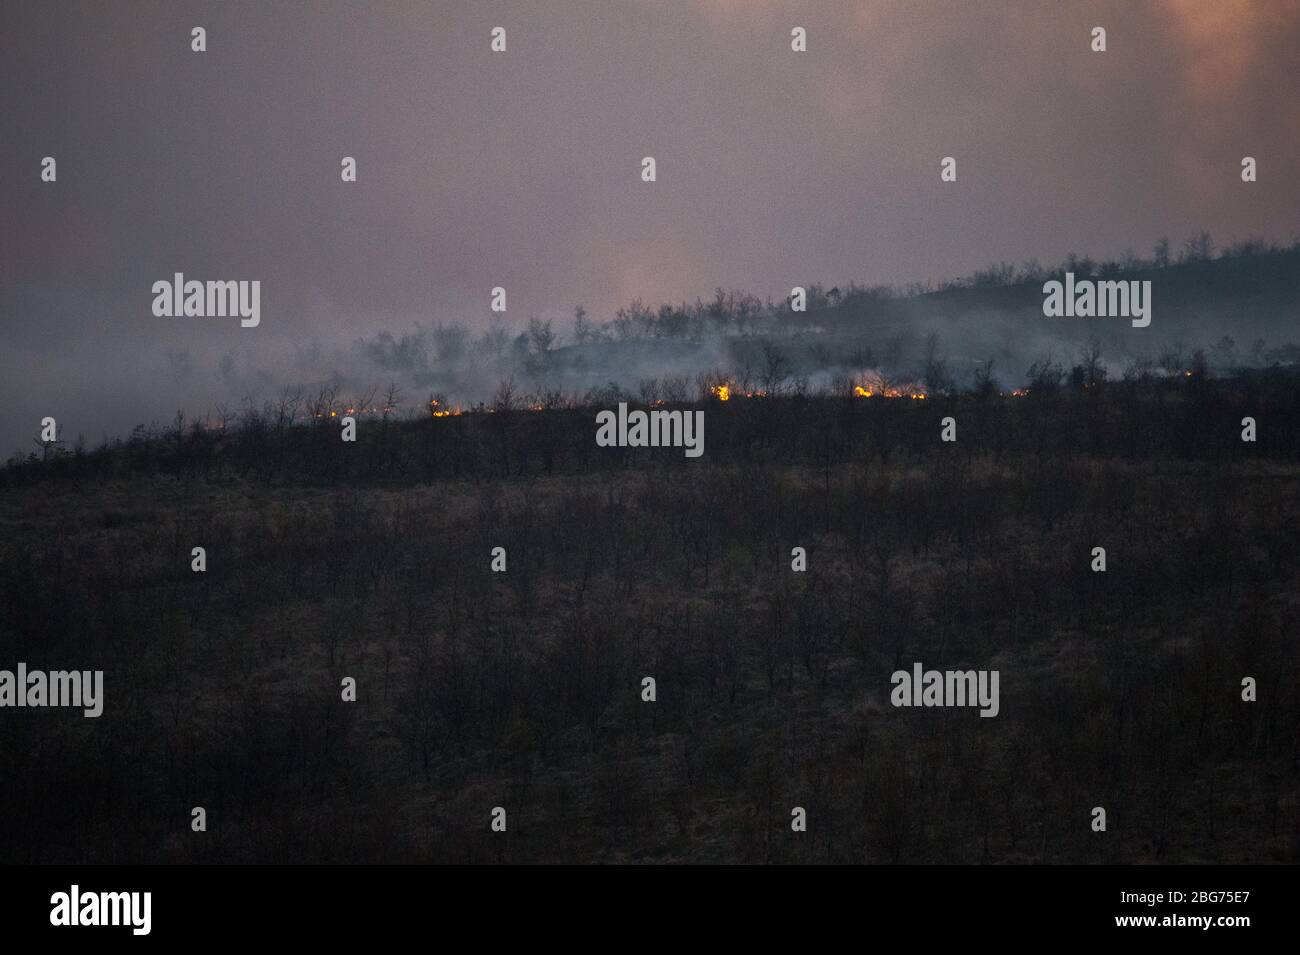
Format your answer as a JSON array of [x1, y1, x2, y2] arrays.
[[5, 2, 1300, 457], [9, 236, 1295, 459]]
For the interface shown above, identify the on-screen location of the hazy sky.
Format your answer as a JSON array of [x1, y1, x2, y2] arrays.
[[2, 1, 1298, 450]]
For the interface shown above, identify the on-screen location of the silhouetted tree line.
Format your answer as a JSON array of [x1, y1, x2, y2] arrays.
[[6, 366, 1299, 489], [331, 236, 1300, 364]]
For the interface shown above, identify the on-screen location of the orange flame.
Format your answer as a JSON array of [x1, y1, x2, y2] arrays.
[[429, 398, 463, 417], [852, 372, 927, 399]]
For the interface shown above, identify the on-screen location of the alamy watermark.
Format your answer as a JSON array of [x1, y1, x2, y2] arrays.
[[890, 662, 999, 717], [50, 885, 151, 935], [1042, 271, 1151, 328], [0, 663, 103, 717], [595, 402, 704, 458], [152, 272, 260, 327]]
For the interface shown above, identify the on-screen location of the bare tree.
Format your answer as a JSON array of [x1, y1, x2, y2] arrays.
[[382, 381, 404, 422], [493, 376, 519, 412], [527, 317, 556, 356], [758, 339, 789, 395], [922, 332, 952, 394]]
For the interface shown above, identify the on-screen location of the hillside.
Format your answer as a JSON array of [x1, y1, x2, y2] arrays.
[[2, 383, 1298, 863]]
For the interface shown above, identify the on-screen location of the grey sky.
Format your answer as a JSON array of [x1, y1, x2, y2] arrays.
[[2, 1, 1298, 451]]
